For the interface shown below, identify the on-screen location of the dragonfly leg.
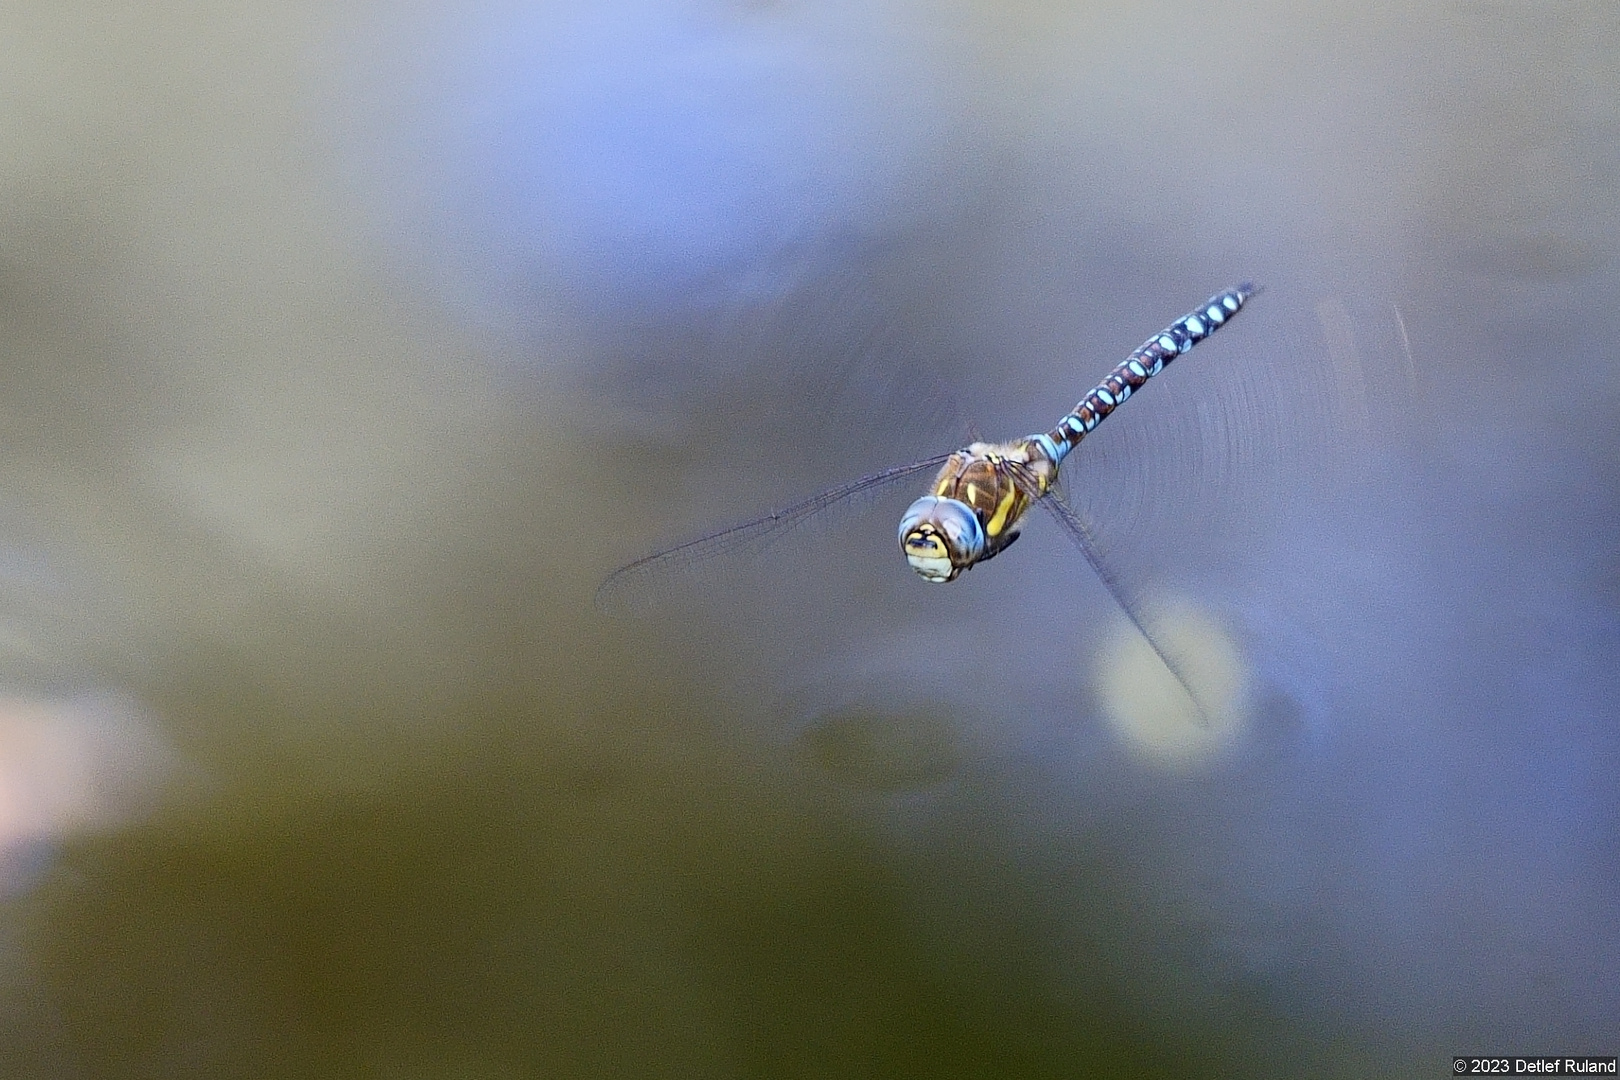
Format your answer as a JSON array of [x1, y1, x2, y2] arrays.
[[975, 529, 1021, 564]]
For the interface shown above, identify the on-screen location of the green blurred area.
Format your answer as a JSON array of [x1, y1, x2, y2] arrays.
[[14, 717, 1299, 1078]]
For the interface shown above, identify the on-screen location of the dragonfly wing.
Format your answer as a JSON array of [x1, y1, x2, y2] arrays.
[[597, 453, 956, 615], [1035, 489, 1213, 726], [1051, 291, 1409, 590]]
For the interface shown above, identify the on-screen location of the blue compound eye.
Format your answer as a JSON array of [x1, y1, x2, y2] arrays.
[[898, 496, 984, 582]]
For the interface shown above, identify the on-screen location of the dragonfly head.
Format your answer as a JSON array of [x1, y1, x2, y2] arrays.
[[898, 496, 984, 582]]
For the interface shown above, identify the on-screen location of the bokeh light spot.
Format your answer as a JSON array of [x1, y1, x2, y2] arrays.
[[1095, 600, 1247, 769]]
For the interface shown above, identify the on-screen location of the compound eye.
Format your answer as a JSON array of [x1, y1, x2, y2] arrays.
[[898, 497, 984, 581], [936, 502, 986, 560]]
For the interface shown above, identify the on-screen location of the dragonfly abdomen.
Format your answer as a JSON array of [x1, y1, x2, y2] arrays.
[[1035, 283, 1255, 466]]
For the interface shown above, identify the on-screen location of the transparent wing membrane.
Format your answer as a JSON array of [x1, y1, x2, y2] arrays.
[[595, 453, 955, 615], [1035, 490, 1213, 726], [1051, 291, 1406, 594]]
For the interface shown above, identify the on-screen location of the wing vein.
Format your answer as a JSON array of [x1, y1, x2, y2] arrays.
[[596, 452, 956, 613]]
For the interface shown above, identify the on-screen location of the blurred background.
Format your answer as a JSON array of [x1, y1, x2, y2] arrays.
[[0, 0, 1615, 1075]]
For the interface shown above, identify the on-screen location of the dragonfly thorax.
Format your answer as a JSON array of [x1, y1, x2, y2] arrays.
[[898, 496, 984, 582]]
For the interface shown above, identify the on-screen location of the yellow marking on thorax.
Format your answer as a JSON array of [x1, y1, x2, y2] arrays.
[[965, 481, 978, 504], [984, 486, 1019, 537]]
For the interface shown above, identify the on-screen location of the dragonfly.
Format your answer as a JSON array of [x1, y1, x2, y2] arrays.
[[599, 284, 1257, 711]]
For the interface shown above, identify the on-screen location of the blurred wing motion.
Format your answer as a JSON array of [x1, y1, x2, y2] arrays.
[[595, 453, 956, 614], [596, 284, 1414, 722], [1034, 486, 1212, 722]]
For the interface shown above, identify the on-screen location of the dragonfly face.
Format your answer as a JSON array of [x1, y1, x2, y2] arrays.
[[898, 495, 984, 582]]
